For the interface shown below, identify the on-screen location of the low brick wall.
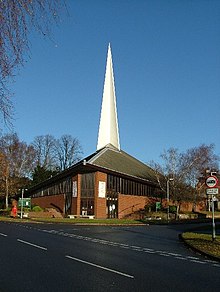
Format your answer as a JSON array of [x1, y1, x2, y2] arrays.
[[27, 211, 53, 218], [31, 194, 65, 214], [118, 194, 151, 219]]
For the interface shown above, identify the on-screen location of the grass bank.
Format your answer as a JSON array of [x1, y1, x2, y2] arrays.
[[181, 232, 220, 259], [0, 216, 144, 225]]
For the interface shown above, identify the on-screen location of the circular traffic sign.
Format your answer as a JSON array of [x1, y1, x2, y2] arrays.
[[206, 176, 218, 188]]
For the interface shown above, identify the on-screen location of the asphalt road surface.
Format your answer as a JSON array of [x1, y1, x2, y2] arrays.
[[0, 221, 219, 292]]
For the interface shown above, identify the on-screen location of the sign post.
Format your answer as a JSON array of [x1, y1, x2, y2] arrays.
[[211, 194, 216, 240], [206, 175, 218, 241], [18, 189, 30, 219], [21, 189, 24, 219]]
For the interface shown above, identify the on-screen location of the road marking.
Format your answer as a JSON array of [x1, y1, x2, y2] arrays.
[[120, 245, 130, 249], [174, 257, 187, 261], [204, 259, 218, 264], [187, 256, 200, 260], [167, 252, 182, 257], [159, 253, 170, 257], [143, 248, 154, 252], [66, 255, 134, 279], [37, 227, 220, 269], [190, 259, 207, 264], [0, 233, 7, 237], [17, 239, 47, 251], [131, 245, 140, 249]]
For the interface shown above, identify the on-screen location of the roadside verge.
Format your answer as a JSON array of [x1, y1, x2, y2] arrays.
[[179, 232, 220, 262]]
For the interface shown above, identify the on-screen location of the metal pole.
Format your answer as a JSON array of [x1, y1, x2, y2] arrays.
[[21, 189, 24, 219], [167, 180, 169, 222], [212, 194, 216, 241]]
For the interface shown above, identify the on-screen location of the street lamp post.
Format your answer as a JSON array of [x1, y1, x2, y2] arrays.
[[167, 178, 174, 222], [21, 188, 24, 219], [19, 188, 28, 219]]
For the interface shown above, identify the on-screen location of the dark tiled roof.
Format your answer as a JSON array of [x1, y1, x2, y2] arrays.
[[87, 144, 157, 184], [28, 144, 158, 193]]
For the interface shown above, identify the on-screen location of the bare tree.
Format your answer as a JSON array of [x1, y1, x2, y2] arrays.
[[32, 135, 56, 170], [0, 133, 36, 207], [0, 0, 65, 123], [180, 144, 219, 187], [55, 135, 82, 171], [150, 148, 188, 202], [150, 144, 219, 204]]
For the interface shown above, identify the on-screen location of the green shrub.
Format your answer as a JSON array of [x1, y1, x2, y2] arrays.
[[169, 205, 177, 213], [32, 205, 44, 212]]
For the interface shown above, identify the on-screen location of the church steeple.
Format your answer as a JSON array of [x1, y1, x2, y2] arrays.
[[97, 44, 120, 151]]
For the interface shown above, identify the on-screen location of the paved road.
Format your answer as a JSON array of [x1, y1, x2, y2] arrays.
[[0, 221, 219, 292]]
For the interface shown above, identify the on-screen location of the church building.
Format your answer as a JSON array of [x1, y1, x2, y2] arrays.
[[29, 45, 160, 219]]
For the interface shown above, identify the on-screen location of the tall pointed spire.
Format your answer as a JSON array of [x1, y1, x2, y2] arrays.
[[97, 44, 120, 151]]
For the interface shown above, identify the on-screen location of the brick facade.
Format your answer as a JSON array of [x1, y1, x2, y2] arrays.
[[32, 194, 65, 214], [118, 194, 150, 219], [95, 172, 107, 219], [30, 170, 160, 219]]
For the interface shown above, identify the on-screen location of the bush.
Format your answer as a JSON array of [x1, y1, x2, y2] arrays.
[[32, 205, 44, 212], [169, 205, 177, 213], [0, 209, 10, 216]]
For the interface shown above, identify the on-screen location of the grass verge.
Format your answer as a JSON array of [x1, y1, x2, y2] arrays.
[[181, 232, 220, 259], [30, 218, 145, 225], [0, 216, 144, 225]]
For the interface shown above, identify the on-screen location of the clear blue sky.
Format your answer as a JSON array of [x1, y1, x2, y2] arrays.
[[9, 0, 220, 164]]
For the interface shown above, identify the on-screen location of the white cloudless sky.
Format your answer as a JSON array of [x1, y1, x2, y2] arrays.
[[7, 0, 220, 164]]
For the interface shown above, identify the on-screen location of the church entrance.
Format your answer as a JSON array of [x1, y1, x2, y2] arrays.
[[106, 192, 118, 218]]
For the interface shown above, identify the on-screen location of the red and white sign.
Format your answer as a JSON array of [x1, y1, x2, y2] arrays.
[[206, 176, 218, 188]]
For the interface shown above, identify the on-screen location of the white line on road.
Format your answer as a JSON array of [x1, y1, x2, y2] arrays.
[[0, 232, 7, 237], [187, 256, 200, 260], [159, 253, 171, 257], [37, 227, 220, 269], [190, 259, 207, 264], [174, 257, 187, 261], [65, 255, 134, 279], [17, 239, 47, 251]]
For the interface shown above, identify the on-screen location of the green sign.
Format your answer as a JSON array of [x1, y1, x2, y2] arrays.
[[18, 198, 31, 208], [156, 202, 161, 210]]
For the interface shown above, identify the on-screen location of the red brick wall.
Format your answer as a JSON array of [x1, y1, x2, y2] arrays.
[[95, 172, 107, 219], [71, 197, 77, 215], [32, 194, 65, 214], [118, 194, 150, 219]]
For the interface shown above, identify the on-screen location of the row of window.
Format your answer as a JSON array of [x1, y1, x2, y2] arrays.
[[107, 174, 155, 196], [81, 173, 95, 198], [31, 177, 72, 198], [31, 173, 156, 198]]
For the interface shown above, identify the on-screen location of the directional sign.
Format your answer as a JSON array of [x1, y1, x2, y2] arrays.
[[206, 188, 219, 195], [18, 198, 31, 208], [206, 176, 218, 188], [156, 202, 161, 210]]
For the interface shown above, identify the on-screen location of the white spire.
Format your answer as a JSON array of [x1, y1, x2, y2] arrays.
[[97, 44, 120, 151]]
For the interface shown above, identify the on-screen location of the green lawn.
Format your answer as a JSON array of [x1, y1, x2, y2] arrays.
[[182, 232, 220, 259], [0, 216, 144, 225]]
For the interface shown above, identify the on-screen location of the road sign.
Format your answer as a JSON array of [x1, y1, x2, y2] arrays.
[[206, 176, 218, 188], [156, 202, 161, 209], [206, 188, 219, 195], [18, 198, 31, 208]]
